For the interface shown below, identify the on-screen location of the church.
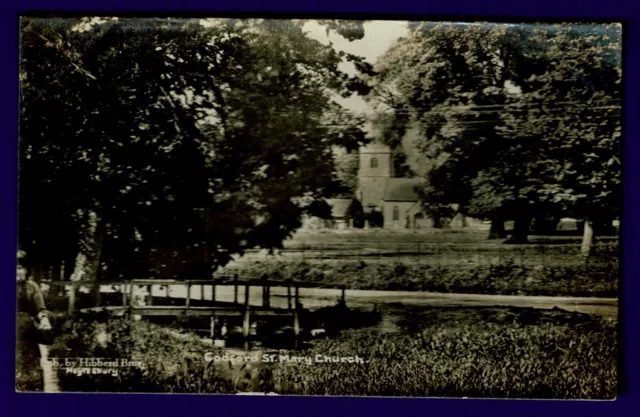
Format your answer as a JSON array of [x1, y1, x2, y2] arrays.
[[355, 143, 432, 229], [312, 142, 483, 230]]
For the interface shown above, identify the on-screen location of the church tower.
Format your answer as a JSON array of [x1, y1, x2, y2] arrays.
[[356, 143, 393, 213]]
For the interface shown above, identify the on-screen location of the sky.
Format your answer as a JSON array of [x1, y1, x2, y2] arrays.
[[302, 20, 411, 115]]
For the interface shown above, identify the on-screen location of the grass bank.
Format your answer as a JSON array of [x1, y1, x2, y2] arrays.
[[41, 306, 617, 399], [273, 306, 617, 398], [219, 257, 619, 298]]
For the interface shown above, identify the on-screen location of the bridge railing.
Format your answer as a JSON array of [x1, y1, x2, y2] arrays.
[[39, 274, 345, 349], [39, 274, 346, 315]]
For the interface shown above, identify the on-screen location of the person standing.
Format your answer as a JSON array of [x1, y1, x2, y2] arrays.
[[16, 250, 53, 391]]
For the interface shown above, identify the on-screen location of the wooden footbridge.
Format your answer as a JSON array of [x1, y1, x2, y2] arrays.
[[44, 274, 347, 346]]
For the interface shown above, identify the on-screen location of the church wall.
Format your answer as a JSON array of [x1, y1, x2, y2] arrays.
[[382, 201, 416, 229], [357, 144, 393, 213], [358, 151, 393, 178], [413, 214, 433, 229], [382, 202, 435, 229], [354, 143, 442, 230], [357, 177, 388, 212], [406, 204, 433, 229]]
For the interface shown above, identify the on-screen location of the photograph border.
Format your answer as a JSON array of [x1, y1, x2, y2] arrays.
[[2, 1, 638, 416]]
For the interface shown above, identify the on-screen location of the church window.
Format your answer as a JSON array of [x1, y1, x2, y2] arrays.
[[393, 206, 399, 221], [370, 157, 378, 168]]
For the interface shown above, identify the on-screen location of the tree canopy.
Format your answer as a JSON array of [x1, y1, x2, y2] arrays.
[[19, 17, 370, 280], [368, 22, 622, 245]]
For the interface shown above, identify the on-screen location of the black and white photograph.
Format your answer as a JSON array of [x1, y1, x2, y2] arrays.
[[16, 16, 621, 398]]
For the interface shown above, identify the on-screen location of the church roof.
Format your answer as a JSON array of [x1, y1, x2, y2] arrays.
[[325, 198, 353, 218], [383, 178, 426, 202]]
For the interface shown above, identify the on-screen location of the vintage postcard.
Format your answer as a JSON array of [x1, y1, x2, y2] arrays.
[[16, 16, 621, 398]]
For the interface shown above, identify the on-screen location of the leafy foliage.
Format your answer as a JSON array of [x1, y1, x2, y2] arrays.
[[368, 22, 622, 241], [332, 148, 360, 197], [495, 25, 622, 220], [346, 198, 365, 228], [19, 17, 371, 279], [318, 20, 366, 42]]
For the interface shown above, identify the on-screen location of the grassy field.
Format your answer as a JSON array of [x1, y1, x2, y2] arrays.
[[38, 305, 617, 398], [231, 245, 617, 268], [289, 228, 494, 244], [286, 228, 618, 245]]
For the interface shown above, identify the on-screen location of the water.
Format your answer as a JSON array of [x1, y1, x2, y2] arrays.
[[86, 283, 617, 319]]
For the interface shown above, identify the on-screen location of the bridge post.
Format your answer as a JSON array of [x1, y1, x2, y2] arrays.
[[147, 285, 153, 306], [95, 283, 102, 307], [286, 281, 292, 310], [341, 285, 346, 305], [186, 281, 191, 308], [211, 283, 216, 304], [68, 283, 76, 315], [210, 316, 216, 338], [234, 274, 239, 304], [129, 281, 135, 307], [243, 285, 251, 350], [122, 284, 127, 306], [293, 306, 300, 349], [262, 274, 270, 308], [294, 284, 301, 348]]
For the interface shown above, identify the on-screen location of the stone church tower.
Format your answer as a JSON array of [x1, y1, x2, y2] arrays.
[[356, 143, 393, 213]]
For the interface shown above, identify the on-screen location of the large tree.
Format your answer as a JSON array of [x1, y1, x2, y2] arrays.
[[494, 24, 622, 252], [19, 17, 371, 280], [368, 22, 621, 248], [369, 22, 530, 235]]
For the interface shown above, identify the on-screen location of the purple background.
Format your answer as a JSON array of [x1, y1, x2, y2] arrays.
[[1, 1, 638, 416]]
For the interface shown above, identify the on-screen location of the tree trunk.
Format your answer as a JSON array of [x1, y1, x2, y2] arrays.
[[50, 258, 61, 281], [432, 215, 441, 229], [488, 217, 506, 240], [63, 252, 75, 281], [90, 219, 105, 303], [70, 210, 104, 297], [581, 218, 597, 257], [509, 216, 531, 244], [69, 252, 87, 282]]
